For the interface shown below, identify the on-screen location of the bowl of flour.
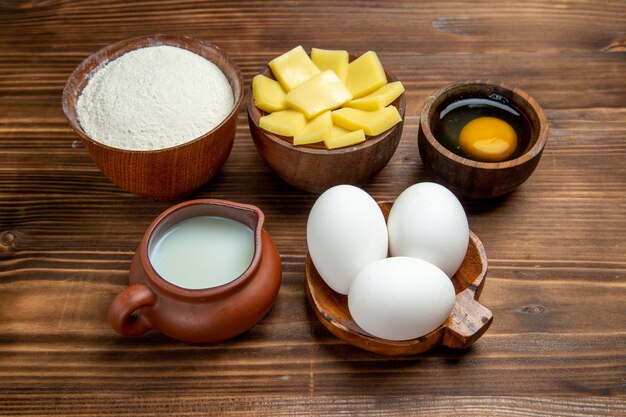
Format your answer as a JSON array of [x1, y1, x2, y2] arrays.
[[62, 34, 243, 200]]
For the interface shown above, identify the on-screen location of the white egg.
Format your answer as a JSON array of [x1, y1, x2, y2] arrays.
[[348, 257, 456, 341], [307, 185, 388, 294], [387, 182, 469, 277]]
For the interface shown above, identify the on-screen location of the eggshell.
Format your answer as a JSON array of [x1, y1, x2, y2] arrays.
[[307, 185, 388, 294], [348, 256, 456, 341], [387, 182, 469, 277]]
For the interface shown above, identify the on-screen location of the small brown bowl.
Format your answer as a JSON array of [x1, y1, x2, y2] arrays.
[[62, 34, 244, 201], [305, 201, 492, 355], [418, 80, 549, 199], [247, 53, 406, 194]]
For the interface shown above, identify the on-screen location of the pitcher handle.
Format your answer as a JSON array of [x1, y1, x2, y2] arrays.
[[108, 283, 156, 337]]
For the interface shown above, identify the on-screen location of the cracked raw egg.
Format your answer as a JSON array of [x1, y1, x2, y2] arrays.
[[459, 116, 518, 162], [433, 97, 530, 162]]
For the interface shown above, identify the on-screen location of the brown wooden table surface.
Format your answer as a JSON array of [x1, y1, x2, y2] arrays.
[[1, 1, 625, 415]]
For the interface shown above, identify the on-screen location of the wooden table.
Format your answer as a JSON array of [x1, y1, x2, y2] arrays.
[[1, 1, 625, 415]]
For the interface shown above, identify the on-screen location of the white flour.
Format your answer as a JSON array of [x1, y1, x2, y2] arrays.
[[76, 45, 234, 151]]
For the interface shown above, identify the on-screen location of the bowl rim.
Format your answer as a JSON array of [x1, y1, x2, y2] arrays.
[[247, 52, 406, 156], [61, 34, 244, 154], [419, 79, 549, 169]]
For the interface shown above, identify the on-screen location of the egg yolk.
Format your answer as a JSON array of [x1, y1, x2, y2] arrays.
[[459, 116, 518, 162]]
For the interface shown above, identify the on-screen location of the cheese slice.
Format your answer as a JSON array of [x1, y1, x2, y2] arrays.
[[268, 45, 320, 91], [331, 106, 402, 136], [259, 109, 306, 137], [346, 81, 404, 111], [252, 75, 287, 113], [324, 127, 366, 149], [331, 124, 351, 137], [293, 111, 332, 146], [345, 51, 387, 99], [311, 48, 349, 83], [286, 70, 352, 119]]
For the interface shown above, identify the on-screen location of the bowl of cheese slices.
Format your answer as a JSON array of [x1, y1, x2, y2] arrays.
[[247, 46, 406, 193]]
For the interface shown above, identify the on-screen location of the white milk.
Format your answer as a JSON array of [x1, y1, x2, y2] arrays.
[[149, 216, 255, 289]]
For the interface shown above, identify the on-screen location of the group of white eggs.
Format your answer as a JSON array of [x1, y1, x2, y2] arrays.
[[307, 182, 470, 341]]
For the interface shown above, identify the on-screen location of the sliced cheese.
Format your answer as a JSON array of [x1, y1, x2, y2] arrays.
[[259, 109, 306, 137], [293, 111, 332, 146], [268, 45, 320, 91], [286, 70, 352, 119], [331, 106, 402, 136], [252, 74, 287, 113], [346, 81, 404, 111], [325, 128, 366, 149], [310, 48, 349, 83], [345, 51, 387, 99]]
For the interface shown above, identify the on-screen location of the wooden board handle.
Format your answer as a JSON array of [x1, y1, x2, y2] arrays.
[[443, 290, 493, 349]]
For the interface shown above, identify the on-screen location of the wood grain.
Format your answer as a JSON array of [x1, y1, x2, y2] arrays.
[[1, 0, 625, 416]]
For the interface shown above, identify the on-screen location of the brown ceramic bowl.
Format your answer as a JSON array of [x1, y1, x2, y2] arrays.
[[418, 80, 549, 199], [247, 53, 406, 194], [305, 201, 492, 356], [62, 34, 244, 201]]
